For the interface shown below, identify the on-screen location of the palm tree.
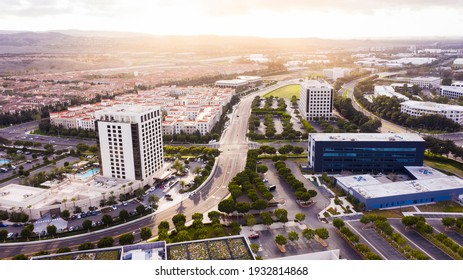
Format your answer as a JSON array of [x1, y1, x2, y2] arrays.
[[62, 198, 68, 209], [148, 195, 160, 209], [179, 180, 186, 189], [27, 205, 32, 217], [71, 198, 77, 210]]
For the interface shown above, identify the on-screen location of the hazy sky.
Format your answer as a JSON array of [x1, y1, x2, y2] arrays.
[[0, 0, 462, 39]]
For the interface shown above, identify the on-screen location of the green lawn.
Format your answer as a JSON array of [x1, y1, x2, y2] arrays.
[[417, 201, 463, 213], [364, 207, 416, 218], [342, 89, 349, 98], [424, 156, 463, 178], [263, 84, 300, 99]]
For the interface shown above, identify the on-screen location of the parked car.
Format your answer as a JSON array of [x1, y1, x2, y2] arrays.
[[262, 179, 268, 183], [7, 232, 14, 239], [0, 223, 8, 227], [111, 205, 117, 210], [248, 233, 260, 239], [122, 202, 128, 206]]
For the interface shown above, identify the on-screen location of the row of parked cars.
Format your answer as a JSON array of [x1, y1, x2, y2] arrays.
[[70, 210, 99, 220]]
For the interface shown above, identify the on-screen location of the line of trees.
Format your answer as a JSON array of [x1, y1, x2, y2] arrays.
[[333, 95, 381, 133], [274, 161, 317, 204]]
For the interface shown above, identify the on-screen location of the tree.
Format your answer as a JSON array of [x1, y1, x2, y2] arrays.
[[295, 213, 306, 223], [401, 216, 419, 228], [332, 218, 345, 229], [236, 202, 251, 213], [292, 146, 304, 154], [46, 224, 57, 237], [21, 227, 32, 240], [192, 213, 203, 222], [175, 230, 191, 242], [56, 247, 71, 254], [82, 219, 93, 232], [250, 243, 260, 254], [172, 213, 186, 231], [61, 209, 70, 220], [97, 236, 115, 248], [208, 211, 222, 224], [288, 231, 299, 242], [442, 217, 456, 228], [251, 199, 268, 211], [260, 212, 274, 226], [140, 227, 152, 241], [136, 205, 146, 215], [101, 214, 113, 227], [34, 251, 50, 256], [360, 216, 371, 225], [148, 195, 160, 209], [218, 199, 236, 214], [0, 229, 7, 242], [244, 213, 256, 227], [172, 159, 185, 174], [119, 209, 129, 221], [78, 242, 95, 251], [275, 234, 287, 246], [158, 221, 170, 231], [12, 254, 28, 260], [256, 164, 268, 174], [302, 228, 315, 241], [315, 228, 330, 240], [119, 233, 134, 245], [274, 208, 288, 223]]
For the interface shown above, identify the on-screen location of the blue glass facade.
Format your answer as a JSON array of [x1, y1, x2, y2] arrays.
[[310, 140, 424, 172]]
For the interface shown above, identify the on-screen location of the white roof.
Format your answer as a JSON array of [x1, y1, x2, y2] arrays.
[[236, 76, 262, 81], [300, 80, 332, 89], [401, 100, 463, 112], [441, 85, 463, 93], [336, 175, 382, 189], [410, 76, 441, 82], [404, 166, 447, 180], [454, 58, 463, 65], [309, 133, 424, 142], [353, 176, 463, 199], [95, 104, 160, 116], [215, 79, 248, 85]]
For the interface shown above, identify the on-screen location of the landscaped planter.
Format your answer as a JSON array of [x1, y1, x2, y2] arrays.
[[208, 240, 232, 259], [168, 245, 188, 260], [187, 243, 209, 260]]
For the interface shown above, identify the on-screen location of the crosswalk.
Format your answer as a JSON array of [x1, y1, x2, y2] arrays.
[[35, 218, 62, 224]]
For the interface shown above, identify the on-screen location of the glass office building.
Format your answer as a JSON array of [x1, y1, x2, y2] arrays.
[[308, 133, 425, 172]]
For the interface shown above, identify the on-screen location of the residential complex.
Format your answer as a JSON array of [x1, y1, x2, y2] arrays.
[[400, 100, 463, 124], [374, 86, 409, 101], [323, 68, 351, 81], [410, 76, 441, 89], [308, 133, 425, 172], [439, 85, 463, 99], [95, 105, 163, 182], [336, 166, 463, 210], [298, 80, 333, 121], [50, 86, 235, 136]]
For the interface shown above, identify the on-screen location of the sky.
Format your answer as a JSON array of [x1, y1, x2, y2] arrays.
[[0, 0, 462, 39]]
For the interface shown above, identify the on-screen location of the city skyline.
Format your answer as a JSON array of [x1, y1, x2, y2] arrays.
[[0, 0, 462, 39]]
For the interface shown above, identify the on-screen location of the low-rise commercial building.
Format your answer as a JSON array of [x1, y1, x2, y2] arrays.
[[215, 76, 262, 91], [453, 58, 463, 69], [336, 166, 463, 210], [410, 77, 441, 89], [374, 86, 409, 101], [308, 133, 425, 172], [439, 85, 463, 99], [400, 100, 463, 124], [323, 68, 351, 81]]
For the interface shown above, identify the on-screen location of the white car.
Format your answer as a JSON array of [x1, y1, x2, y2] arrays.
[[7, 232, 14, 238], [111, 205, 118, 210], [262, 179, 268, 183]]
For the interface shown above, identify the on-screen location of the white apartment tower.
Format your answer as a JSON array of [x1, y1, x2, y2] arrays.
[[95, 105, 163, 181], [299, 80, 333, 121]]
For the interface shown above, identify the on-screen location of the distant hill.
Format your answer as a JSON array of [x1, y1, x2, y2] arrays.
[[0, 30, 462, 54]]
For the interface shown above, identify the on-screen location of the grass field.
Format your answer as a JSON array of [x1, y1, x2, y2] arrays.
[[424, 156, 463, 178], [364, 207, 416, 218], [342, 89, 349, 98], [417, 201, 463, 213], [263, 84, 300, 99]]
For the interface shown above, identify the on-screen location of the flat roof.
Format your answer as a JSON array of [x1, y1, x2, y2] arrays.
[[215, 79, 248, 85], [353, 176, 463, 199], [336, 174, 382, 189], [0, 184, 47, 203], [309, 133, 424, 142], [410, 76, 440, 82], [301, 79, 332, 89], [95, 104, 160, 115], [441, 85, 463, 93], [401, 100, 463, 111], [404, 166, 447, 180]]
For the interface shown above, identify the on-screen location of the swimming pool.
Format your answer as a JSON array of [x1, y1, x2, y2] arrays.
[[0, 159, 10, 165], [78, 167, 100, 180]]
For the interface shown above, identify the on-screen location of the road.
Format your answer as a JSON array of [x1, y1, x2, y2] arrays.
[[0, 120, 96, 150], [0, 81, 295, 258], [339, 72, 407, 134]]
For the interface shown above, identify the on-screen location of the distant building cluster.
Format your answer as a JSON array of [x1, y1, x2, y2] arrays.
[[50, 86, 235, 135], [400, 101, 463, 124]]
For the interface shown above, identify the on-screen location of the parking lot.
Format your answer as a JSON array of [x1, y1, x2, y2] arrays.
[[389, 219, 452, 260], [426, 219, 463, 247], [347, 221, 405, 260]]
